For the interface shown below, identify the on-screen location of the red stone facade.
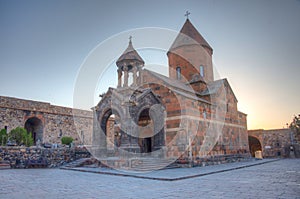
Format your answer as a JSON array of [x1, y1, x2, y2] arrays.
[[94, 18, 250, 167]]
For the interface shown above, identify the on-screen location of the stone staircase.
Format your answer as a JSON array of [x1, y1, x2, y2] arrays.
[[60, 157, 181, 172], [0, 160, 11, 169], [130, 158, 179, 172], [60, 158, 93, 169]]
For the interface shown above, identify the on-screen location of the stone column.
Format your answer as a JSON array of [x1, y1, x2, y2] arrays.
[[138, 66, 143, 85], [123, 65, 128, 87], [132, 67, 137, 86], [92, 111, 107, 158], [117, 67, 122, 88]]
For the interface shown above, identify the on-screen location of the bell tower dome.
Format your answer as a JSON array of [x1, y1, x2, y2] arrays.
[[116, 37, 145, 88]]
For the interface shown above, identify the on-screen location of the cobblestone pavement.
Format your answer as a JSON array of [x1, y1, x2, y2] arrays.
[[0, 159, 299, 199]]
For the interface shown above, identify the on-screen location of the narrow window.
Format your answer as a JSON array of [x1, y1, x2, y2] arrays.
[[176, 67, 181, 80], [203, 109, 207, 119], [200, 65, 204, 77], [4, 126, 7, 131]]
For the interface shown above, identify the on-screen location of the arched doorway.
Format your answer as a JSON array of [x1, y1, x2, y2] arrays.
[[106, 114, 120, 149], [24, 117, 43, 145], [248, 136, 262, 157], [138, 108, 154, 153], [100, 109, 121, 149]]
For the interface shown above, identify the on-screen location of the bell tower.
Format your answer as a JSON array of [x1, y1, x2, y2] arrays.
[[116, 37, 145, 88], [168, 13, 214, 84]]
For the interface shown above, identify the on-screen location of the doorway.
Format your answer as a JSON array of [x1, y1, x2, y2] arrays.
[[248, 136, 262, 157], [24, 117, 43, 145]]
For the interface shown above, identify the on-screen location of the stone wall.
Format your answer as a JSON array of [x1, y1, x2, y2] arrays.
[[0, 96, 93, 146], [0, 146, 91, 168], [141, 70, 249, 161], [176, 153, 250, 167], [168, 43, 213, 84], [248, 129, 300, 158]]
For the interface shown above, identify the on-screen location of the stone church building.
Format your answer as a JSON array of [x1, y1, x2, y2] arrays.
[[0, 18, 252, 169], [91, 18, 250, 167]]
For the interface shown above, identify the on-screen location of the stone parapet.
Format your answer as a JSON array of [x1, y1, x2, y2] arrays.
[[0, 96, 92, 118]]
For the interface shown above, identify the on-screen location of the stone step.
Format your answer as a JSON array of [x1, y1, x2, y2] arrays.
[[61, 158, 92, 169], [130, 158, 179, 171], [129, 164, 180, 172], [0, 161, 11, 169]]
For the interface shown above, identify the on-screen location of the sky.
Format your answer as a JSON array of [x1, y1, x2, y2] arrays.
[[0, 0, 300, 130]]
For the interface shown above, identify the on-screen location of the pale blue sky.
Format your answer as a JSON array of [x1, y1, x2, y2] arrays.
[[0, 0, 300, 129]]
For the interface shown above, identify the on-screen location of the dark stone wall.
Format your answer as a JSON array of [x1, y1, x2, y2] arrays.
[[0, 146, 91, 168]]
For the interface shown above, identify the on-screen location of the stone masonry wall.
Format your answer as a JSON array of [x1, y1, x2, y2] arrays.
[[142, 70, 249, 162], [0, 146, 91, 168], [0, 96, 93, 146], [168, 44, 213, 83], [248, 129, 300, 158]]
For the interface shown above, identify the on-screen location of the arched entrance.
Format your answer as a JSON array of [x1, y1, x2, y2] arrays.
[[100, 109, 121, 149], [248, 136, 262, 157], [24, 117, 43, 145], [138, 108, 154, 153], [94, 87, 166, 155], [106, 114, 120, 149]]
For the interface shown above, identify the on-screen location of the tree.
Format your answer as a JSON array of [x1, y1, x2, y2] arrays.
[[289, 114, 300, 141], [23, 132, 34, 147], [8, 127, 34, 147], [61, 136, 73, 146], [9, 127, 24, 145], [0, 128, 7, 146]]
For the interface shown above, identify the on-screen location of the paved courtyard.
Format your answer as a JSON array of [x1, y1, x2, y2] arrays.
[[0, 159, 299, 199]]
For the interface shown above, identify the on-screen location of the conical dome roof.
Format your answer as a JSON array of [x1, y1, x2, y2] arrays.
[[169, 19, 213, 53], [116, 39, 144, 67]]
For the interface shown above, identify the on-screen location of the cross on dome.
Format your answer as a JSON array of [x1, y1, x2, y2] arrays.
[[184, 11, 190, 19]]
